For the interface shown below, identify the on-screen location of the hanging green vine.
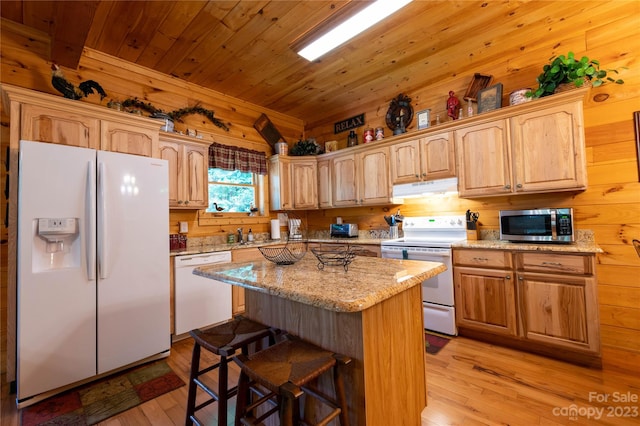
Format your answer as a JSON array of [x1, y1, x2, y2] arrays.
[[168, 105, 229, 131], [120, 98, 229, 132]]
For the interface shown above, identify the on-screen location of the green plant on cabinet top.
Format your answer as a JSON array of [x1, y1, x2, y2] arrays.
[[529, 51, 626, 98]]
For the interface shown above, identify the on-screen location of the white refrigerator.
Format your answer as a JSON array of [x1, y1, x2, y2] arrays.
[[17, 140, 170, 404]]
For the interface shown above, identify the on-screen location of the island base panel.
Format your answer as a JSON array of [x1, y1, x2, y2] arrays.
[[245, 285, 427, 426]]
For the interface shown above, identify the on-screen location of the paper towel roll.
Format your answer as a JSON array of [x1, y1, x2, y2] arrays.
[[270, 219, 281, 240]]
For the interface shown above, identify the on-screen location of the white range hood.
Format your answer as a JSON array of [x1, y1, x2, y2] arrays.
[[392, 177, 458, 199]]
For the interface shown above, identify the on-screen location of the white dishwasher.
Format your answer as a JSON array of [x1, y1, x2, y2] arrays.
[[174, 251, 232, 336]]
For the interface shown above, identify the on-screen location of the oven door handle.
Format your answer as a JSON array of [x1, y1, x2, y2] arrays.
[[404, 250, 451, 258]]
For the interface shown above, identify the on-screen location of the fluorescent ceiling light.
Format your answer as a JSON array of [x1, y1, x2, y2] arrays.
[[297, 0, 413, 61]]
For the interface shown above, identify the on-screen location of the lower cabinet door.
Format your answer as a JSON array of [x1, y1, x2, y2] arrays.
[[517, 272, 600, 353], [454, 267, 518, 336]]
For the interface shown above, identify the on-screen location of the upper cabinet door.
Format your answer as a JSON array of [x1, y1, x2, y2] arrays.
[[317, 159, 332, 208], [101, 120, 159, 158], [511, 103, 587, 192], [332, 153, 358, 207], [455, 120, 512, 198], [420, 131, 456, 180], [291, 159, 318, 209], [390, 139, 421, 185], [358, 146, 391, 205], [21, 104, 100, 148], [160, 137, 209, 209]]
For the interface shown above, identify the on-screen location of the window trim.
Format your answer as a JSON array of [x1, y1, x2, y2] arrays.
[[198, 174, 270, 226]]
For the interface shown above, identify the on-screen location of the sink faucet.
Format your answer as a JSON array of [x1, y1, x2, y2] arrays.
[[237, 227, 244, 244]]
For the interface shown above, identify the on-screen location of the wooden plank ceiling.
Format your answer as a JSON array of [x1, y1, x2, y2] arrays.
[[0, 0, 600, 125]]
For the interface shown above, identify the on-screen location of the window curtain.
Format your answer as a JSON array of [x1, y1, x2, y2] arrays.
[[208, 142, 268, 175]]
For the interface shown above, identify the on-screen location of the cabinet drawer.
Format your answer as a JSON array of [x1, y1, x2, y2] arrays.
[[453, 249, 512, 269], [516, 252, 593, 275]]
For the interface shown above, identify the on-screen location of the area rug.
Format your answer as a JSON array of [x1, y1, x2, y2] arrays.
[[425, 331, 451, 355], [21, 359, 184, 426]]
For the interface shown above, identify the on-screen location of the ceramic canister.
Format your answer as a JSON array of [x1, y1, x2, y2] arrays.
[[275, 141, 288, 155], [363, 128, 374, 143]]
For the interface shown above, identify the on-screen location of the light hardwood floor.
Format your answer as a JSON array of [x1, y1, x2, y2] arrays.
[[2, 336, 639, 425]]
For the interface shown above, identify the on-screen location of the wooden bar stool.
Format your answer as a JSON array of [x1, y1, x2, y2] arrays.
[[185, 316, 280, 426], [234, 336, 351, 426]]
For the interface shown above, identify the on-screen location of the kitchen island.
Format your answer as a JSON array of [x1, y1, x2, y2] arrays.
[[194, 253, 446, 426]]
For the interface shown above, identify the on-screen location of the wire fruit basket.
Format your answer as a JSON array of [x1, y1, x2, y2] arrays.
[[311, 245, 363, 271], [259, 242, 307, 265]]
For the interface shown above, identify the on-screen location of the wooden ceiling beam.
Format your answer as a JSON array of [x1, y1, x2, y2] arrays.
[[49, 1, 100, 69]]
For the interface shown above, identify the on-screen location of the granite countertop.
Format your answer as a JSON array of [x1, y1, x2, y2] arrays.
[[171, 237, 387, 256], [452, 239, 603, 253], [307, 238, 386, 245], [172, 230, 602, 256], [170, 239, 286, 256], [193, 253, 446, 312]]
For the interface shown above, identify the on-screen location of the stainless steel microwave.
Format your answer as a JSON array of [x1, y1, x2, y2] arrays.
[[499, 208, 574, 243]]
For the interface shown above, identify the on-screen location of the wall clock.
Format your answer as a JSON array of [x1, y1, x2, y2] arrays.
[[385, 93, 413, 132]]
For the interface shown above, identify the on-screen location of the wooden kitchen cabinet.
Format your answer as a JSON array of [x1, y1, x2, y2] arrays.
[[331, 146, 391, 206], [20, 103, 101, 148], [358, 146, 392, 205], [453, 250, 517, 336], [456, 90, 587, 198], [7, 84, 162, 158], [317, 158, 332, 208], [453, 247, 601, 365], [331, 152, 358, 206], [390, 131, 456, 184], [515, 252, 600, 354], [159, 134, 209, 209], [455, 120, 512, 197], [101, 120, 159, 158], [269, 155, 318, 210], [510, 102, 587, 192]]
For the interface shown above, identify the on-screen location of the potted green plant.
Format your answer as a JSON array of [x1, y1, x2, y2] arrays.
[[289, 138, 324, 156], [529, 51, 625, 98]]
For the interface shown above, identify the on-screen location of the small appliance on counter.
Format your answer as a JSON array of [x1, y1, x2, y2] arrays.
[[330, 223, 359, 238], [500, 208, 574, 243]]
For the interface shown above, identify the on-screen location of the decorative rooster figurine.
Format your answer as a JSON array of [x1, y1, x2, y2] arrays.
[[51, 63, 107, 101]]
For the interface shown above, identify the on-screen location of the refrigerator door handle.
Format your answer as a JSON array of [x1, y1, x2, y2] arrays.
[[97, 161, 108, 279], [86, 161, 96, 280]]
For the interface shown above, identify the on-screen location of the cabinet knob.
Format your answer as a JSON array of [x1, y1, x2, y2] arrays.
[[505, 275, 511, 280], [518, 276, 524, 281], [516, 183, 523, 188], [422, 173, 427, 177], [178, 200, 183, 204], [184, 200, 189, 204], [504, 184, 511, 190], [415, 174, 420, 178]]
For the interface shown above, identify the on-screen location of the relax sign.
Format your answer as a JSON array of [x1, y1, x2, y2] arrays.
[[334, 113, 365, 134]]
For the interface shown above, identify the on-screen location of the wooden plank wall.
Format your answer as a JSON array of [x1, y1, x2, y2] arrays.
[[305, 6, 640, 373]]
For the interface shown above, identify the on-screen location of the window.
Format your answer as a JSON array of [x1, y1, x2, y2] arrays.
[[206, 169, 258, 213]]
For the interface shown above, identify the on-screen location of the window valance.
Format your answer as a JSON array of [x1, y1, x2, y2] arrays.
[[208, 142, 268, 175]]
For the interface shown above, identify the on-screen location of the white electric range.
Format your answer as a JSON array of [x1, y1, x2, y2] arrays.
[[381, 215, 466, 335]]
